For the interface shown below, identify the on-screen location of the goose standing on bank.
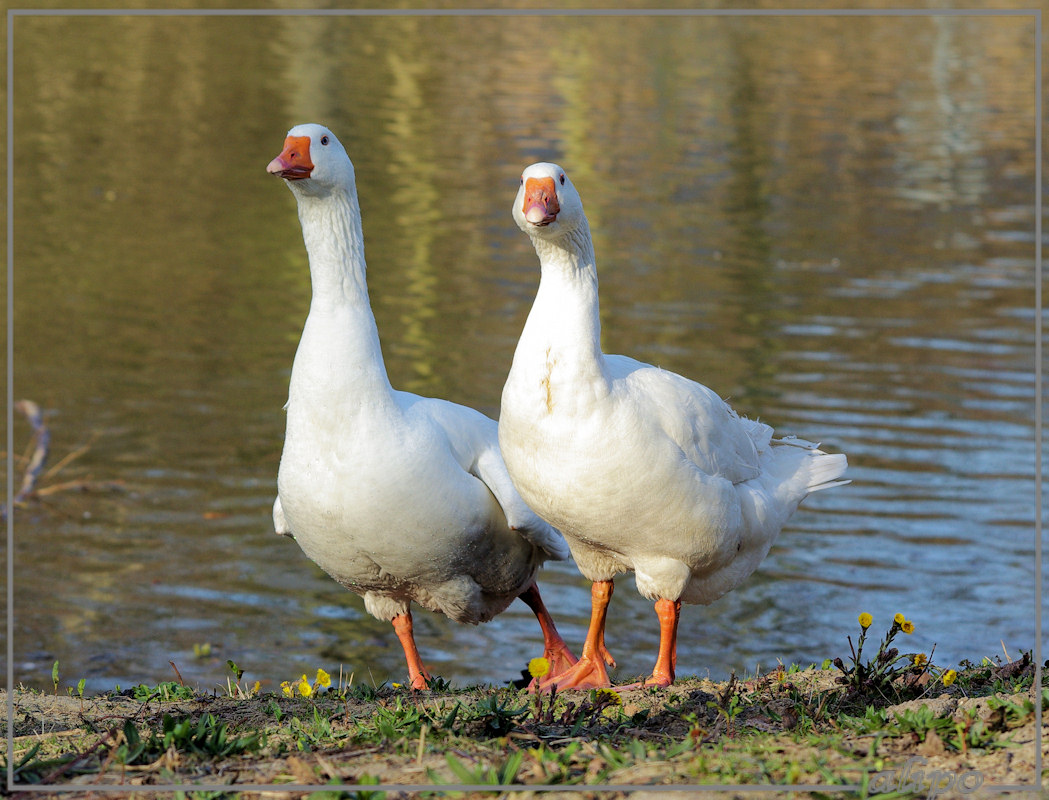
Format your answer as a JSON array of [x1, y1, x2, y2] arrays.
[[267, 127, 576, 689], [499, 162, 848, 690]]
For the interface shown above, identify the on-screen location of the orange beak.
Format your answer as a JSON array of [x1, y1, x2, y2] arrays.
[[267, 135, 314, 180], [522, 177, 560, 226]]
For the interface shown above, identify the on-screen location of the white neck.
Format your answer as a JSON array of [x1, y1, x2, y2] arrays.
[[296, 187, 370, 307], [516, 217, 606, 384], [288, 184, 394, 408]]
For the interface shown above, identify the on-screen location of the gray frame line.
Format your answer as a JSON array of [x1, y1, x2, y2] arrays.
[[1033, 4, 1043, 793], [5, 4, 13, 796], [4, 6, 1043, 14], [5, 6, 1043, 796]]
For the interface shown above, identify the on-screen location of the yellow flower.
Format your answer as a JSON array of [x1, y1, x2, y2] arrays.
[[901, 620, 914, 634], [297, 675, 313, 697], [942, 669, 957, 687], [392, 682, 402, 689], [858, 612, 873, 629], [316, 668, 331, 688], [893, 613, 905, 625], [912, 653, 928, 668], [528, 657, 551, 679], [280, 681, 293, 698], [594, 688, 622, 705]]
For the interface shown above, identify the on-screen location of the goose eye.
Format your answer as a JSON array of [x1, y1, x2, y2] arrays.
[[559, 173, 565, 185], [520, 176, 524, 185], [320, 136, 330, 145]]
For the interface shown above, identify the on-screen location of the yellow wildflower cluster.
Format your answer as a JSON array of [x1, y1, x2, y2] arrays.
[[281, 667, 332, 698], [942, 669, 957, 687], [857, 611, 915, 635], [884, 612, 914, 634]]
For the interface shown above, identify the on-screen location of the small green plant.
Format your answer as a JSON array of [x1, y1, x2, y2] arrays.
[[163, 713, 264, 759], [297, 707, 340, 750], [597, 738, 660, 770], [112, 714, 264, 766], [431, 749, 525, 787], [266, 698, 284, 722], [525, 741, 583, 783], [311, 774, 385, 800], [223, 659, 260, 698], [950, 707, 1000, 753], [839, 705, 890, 735], [346, 681, 381, 701], [467, 693, 527, 737], [130, 681, 196, 702], [352, 773, 386, 799], [1, 742, 62, 784], [353, 695, 433, 744], [707, 673, 745, 735], [51, 661, 60, 694], [986, 689, 1046, 728], [113, 720, 154, 765], [423, 674, 452, 691], [833, 612, 923, 699], [894, 704, 953, 740]]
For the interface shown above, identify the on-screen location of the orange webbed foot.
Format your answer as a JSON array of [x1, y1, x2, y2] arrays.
[[535, 653, 613, 692], [611, 672, 673, 692], [544, 640, 579, 677], [526, 641, 579, 692]]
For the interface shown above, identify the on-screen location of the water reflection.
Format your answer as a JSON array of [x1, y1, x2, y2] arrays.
[[7, 12, 1039, 694]]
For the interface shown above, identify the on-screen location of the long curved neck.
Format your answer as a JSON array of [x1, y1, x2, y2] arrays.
[[297, 187, 370, 309], [289, 185, 394, 406], [520, 218, 606, 379]]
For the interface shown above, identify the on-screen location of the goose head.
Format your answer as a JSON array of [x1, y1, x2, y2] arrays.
[[267, 123, 355, 198], [512, 162, 586, 241]]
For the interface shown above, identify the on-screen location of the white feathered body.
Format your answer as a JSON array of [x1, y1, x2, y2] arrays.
[[500, 209, 846, 607], [275, 133, 566, 627]]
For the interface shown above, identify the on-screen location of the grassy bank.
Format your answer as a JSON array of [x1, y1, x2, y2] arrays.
[[5, 640, 1045, 799]]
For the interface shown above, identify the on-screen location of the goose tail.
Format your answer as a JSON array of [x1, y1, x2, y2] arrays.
[[772, 435, 850, 494]]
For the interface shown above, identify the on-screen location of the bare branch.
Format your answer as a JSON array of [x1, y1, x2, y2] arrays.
[[13, 400, 50, 504]]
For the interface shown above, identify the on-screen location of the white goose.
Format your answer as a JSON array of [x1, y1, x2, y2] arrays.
[[499, 162, 848, 690], [267, 127, 575, 690]]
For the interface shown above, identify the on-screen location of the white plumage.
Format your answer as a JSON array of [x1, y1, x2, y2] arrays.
[[268, 128, 575, 689], [499, 162, 848, 689]]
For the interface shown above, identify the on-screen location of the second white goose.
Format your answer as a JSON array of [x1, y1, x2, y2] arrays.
[[499, 162, 848, 690]]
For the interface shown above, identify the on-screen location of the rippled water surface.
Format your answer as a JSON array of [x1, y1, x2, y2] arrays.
[[7, 12, 1042, 693]]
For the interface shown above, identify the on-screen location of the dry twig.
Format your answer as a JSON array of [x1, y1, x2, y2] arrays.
[[13, 399, 50, 504]]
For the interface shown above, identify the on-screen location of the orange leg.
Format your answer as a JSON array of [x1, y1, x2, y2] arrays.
[[647, 598, 682, 687], [518, 582, 578, 679], [617, 597, 682, 690], [391, 610, 430, 690], [536, 579, 617, 692]]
